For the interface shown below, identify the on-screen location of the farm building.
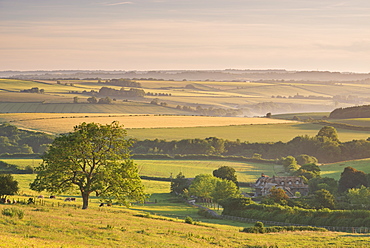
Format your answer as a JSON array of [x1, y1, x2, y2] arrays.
[[253, 174, 309, 197]]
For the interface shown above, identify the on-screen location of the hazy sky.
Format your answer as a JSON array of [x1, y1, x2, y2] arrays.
[[1, 0, 370, 72]]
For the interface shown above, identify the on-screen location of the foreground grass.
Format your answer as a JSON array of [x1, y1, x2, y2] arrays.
[[0, 202, 370, 247]]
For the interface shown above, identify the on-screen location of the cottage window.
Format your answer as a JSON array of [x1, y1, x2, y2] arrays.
[[288, 181, 292, 185], [296, 180, 299, 185], [281, 181, 284, 185]]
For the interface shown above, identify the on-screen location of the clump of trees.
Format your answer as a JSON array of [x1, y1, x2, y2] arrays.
[[99, 87, 145, 98], [188, 174, 239, 207], [0, 123, 54, 155], [20, 87, 44, 93], [171, 169, 239, 208], [330, 104, 370, 118], [0, 174, 19, 200]]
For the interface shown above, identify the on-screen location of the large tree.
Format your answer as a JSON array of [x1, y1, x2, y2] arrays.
[[30, 122, 146, 209], [213, 166, 239, 188], [0, 174, 19, 199], [338, 166, 368, 192]]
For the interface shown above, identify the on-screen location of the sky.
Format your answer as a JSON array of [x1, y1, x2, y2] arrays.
[[1, 0, 370, 72]]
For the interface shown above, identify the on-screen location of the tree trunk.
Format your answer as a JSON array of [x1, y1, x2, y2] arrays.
[[82, 192, 90, 209]]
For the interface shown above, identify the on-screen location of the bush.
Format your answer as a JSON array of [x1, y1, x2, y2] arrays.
[[184, 216, 193, 224], [2, 207, 24, 219], [254, 221, 264, 228]]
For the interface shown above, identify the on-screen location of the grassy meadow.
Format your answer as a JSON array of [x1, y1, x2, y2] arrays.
[[2, 175, 370, 247], [136, 159, 281, 182], [2, 200, 370, 248]]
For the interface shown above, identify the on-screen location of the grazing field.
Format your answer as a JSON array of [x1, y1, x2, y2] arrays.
[[0, 102, 188, 114], [320, 158, 370, 180], [5, 158, 280, 184], [127, 122, 370, 142], [1, 200, 369, 248], [136, 159, 281, 182], [329, 118, 370, 127], [274, 112, 331, 120], [3, 174, 370, 247]]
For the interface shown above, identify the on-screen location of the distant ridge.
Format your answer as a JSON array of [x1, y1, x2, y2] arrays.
[[2, 69, 370, 82]]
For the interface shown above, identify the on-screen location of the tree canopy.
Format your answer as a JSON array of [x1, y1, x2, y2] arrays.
[[338, 166, 368, 192], [30, 122, 146, 209], [0, 174, 19, 199], [213, 166, 239, 188], [189, 174, 239, 204]]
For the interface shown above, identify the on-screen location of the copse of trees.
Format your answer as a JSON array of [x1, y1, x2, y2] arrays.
[[338, 166, 368, 192], [188, 174, 239, 207], [0, 123, 54, 155], [213, 166, 239, 188], [0, 174, 19, 200], [20, 87, 44, 94], [330, 104, 370, 119], [99, 86, 145, 98]]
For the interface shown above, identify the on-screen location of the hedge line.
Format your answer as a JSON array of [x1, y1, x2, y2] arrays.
[[241, 225, 327, 233]]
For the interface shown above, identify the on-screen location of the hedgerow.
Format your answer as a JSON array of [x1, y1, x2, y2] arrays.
[[222, 200, 370, 227]]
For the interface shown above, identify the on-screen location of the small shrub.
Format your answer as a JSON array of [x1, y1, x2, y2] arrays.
[[185, 216, 193, 224], [254, 221, 264, 228], [2, 207, 24, 219]]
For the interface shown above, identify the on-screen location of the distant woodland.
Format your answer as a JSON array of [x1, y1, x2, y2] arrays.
[[330, 105, 370, 119]]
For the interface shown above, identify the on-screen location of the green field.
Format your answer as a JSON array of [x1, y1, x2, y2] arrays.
[[320, 158, 370, 180], [136, 159, 281, 182], [0, 102, 188, 114], [4, 158, 279, 183], [274, 112, 331, 120], [329, 118, 370, 127], [127, 123, 370, 142]]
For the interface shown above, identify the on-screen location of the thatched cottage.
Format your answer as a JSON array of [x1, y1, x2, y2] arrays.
[[253, 174, 309, 197]]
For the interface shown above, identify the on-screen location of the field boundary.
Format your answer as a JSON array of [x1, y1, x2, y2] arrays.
[[194, 203, 370, 233]]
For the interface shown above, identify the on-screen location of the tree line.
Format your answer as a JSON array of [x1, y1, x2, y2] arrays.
[[330, 104, 370, 118], [132, 126, 370, 163]]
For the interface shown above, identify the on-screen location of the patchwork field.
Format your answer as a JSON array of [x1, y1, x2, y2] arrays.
[[0, 78, 368, 117]]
